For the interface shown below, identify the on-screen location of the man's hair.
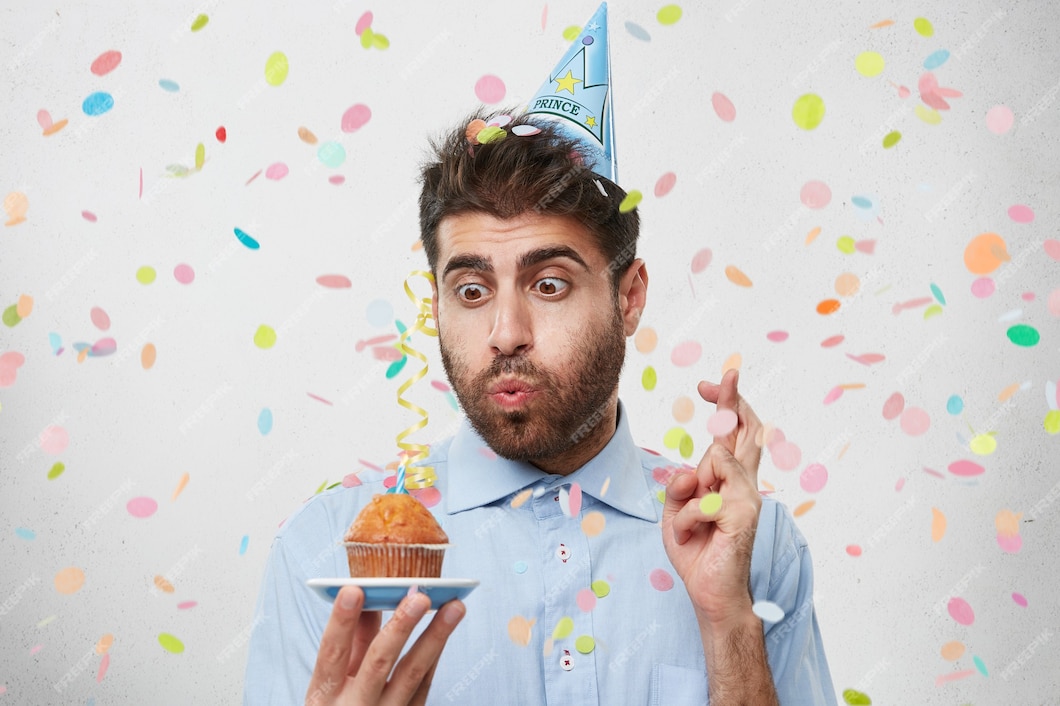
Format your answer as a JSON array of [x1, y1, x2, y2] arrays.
[[418, 109, 639, 290]]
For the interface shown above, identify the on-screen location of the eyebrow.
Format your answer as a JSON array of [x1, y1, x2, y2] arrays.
[[441, 246, 591, 281]]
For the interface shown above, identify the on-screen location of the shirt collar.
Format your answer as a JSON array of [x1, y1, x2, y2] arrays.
[[444, 401, 658, 522]]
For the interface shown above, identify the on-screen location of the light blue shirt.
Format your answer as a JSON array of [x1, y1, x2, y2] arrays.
[[244, 404, 836, 704]]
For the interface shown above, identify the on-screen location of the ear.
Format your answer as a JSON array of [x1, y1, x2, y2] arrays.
[[617, 258, 648, 337], [430, 274, 440, 326]]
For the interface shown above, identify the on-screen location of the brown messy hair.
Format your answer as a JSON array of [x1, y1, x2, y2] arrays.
[[418, 109, 639, 291]]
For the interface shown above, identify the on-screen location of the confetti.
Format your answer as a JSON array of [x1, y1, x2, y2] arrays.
[[1012, 592, 1028, 607], [253, 325, 277, 349], [82, 92, 114, 116], [625, 21, 651, 41], [172, 472, 189, 501], [618, 190, 642, 213], [634, 327, 657, 353], [474, 75, 506, 104], [576, 588, 597, 612], [986, 105, 1014, 135], [264, 51, 289, 86], [159, 79, 180, 92], [1008, 204, 1034, 223], [581, 511, 605, 537], [90, 50, 122, 76], [800, 464, 828, 492], [341, 104, 372, 132], [816, 299, 840, 315], [752, 600, 784, 622], [96, 634, 114, 655], [158, 633, 185, 654], [801, 180, 831, 209], [141, 343, 156, 370], [552, 616, 574, 640], [842, 689, 872, 705], [654, 172, 677, 197], [127, 496, 158, 518], [855, 51, 884, 77], [39, 425, 69, 454], [793, 500, 815, 517], [191, 14, 208, 31], [931, 507, 946, 542], [47, 462, 65, 480], [1006, 324, 1039, 347], [940, 641, 964, 660], [173, 263, 195, 284], [947, 597, 975, 626], [711, 92, 736, 122], [591, 580, 610, 598], [670, 341, 702, 367], [707, 410, 737, 436], [792, 94, 825, 130], [55, 567, 85, 595], [882, 131, 901, 148], [136, 266, 157, 284], [265, 163, 288, 180], [508, 616, 534, 646], [649, 568, 674, 591], [317, 141, 346, 167], [657, 5, 682, 25], [575, 635, 595, 654], [914, 17, 934, 36], [699, 493, 723, 515], [948, 460, 984, 477], [642, 366, 657, 391], [900, 407, 930, 436], [724, 265, 752, 287], [239, 535, 250, 555]]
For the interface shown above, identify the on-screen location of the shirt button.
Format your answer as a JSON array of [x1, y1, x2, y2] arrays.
[[556, 544, 571, 562], [560, 649, 574, 671]]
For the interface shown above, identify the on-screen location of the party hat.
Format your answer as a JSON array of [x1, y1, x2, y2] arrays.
[[525, 2, 616, 181]]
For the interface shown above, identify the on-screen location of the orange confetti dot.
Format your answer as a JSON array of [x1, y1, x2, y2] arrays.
[[724, 265, 753, 287], [634, 327, 657, 354], [963, 232, 1009, 275], [793, 500, 816, 517], [297, 126, 318, 144], [581, 511, 606, 537], [154, 576, 175, 593], [55, 567, 85, 594], [870, 18, 895, 28], [410, 240, 423, 251], [839, 383, 866, 390], [941, 641, 965, 661], [77, 347, 90, 363], [931, 507, 946, 542], [997, 382, 1020, 402], [507, 616, 535, 646], [16, 294, 34, 318], [172, 472, 190, 501], [672, 396, 695, 424], [95, 633, 114, 655], [722, 352, 742, 373], [995, 509, 1022, 537], [805, 226, 821, 245], [510, 488, 533, 509], [141, 343, 157, 370], [834, 273, 860, 297], [816, 299, 841, 315]]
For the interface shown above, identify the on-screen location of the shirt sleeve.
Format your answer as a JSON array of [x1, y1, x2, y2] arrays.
[[243, 501, 344, 705], [760, 501, 838, 706]]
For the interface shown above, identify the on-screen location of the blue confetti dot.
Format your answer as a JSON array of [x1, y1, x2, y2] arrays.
[[973, 655, 988, 676], [385, 356, 408, 379], [366, 299, 394, 328], [930, 283, 946, 306], [234, 227, 260, 250], [625, 21, 651, 41], [514, 561, 528, 574], [48, 332, 62, 355], [852, 195, 872, 209], [317, 141, 346, 168], [159, 78, 180, 92], [924, 49, 950, 70], [445, 391, 459, 411], [82, 92, 114, 116], [239, 535, 249, 555], [258, 408, 273, 435], [15, 527, 36, 540], [946, 395, 964, 415]]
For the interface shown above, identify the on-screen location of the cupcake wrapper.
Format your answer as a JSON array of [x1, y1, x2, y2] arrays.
[[344, 542, 448, 578]]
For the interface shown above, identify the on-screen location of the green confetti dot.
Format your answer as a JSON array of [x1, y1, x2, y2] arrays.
[[641, 366, 657, 391], [1044, 410, 1060, 435], [575, 635, 596, 654], [2, 304, 21, 327], [678, 433, 694, 459], [663, 426, 686, 449], [136, 266, 156, 284], [476, 126, 506, 144], [882, 131, 901, 148], [317, 141, 346, 168], [360, 26, 374, 49], [855, 51, 885, 77], [591, 580, 610, 598], [913, 17, 934, 37], [385, 356, 408, 379], [371, 33, 389, 50], [562, 25, 581, 41], [552, 616, 574, 640], [792, 94, 825, 130], [264, 51, 289, 86], [699, 493, 723, 515], [158, 633, 185, 654], [619, 190, 643, 213], [47, 462, 65, 480], [657, 5, 682, 25], [836, 236, 856, 255], [253, 324, 277, 349], [1006, 324, 1040, 347], [923, 304, 943, 319], [842, 688, 871, 704], [655, 489, 666, 504], [191, 14, 208, 31]]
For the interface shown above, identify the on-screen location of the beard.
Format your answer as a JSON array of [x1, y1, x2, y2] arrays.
[[439, 302, 626, 462]]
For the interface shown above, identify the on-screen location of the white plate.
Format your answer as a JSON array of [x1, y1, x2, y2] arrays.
[[307, 578, 479, 610]]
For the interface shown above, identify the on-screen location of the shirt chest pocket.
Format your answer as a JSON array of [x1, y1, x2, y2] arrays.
[[649, 663, 709, 706]]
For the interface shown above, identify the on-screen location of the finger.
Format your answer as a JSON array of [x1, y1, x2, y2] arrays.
[[349, 610, 382, 676], [699, 372, 764, 479], [384, 599, 466, 706], [700, 369, 740, 454], [308, 585, 364, 701], [351, 591, 432, 704], [662, 470, 699, 528], [670, 446, 761, 539]]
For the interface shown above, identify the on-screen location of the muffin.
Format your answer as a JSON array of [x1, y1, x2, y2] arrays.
[[344, 493, 449, 578]]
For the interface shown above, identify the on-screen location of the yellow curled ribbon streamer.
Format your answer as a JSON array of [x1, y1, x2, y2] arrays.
[[395, 270, 439, 489]]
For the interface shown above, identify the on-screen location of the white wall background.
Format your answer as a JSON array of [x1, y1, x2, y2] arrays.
[[2, 0, 1059, 703]]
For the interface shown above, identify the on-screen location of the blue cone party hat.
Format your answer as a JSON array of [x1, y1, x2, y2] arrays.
[[525, 2, 617, 182]]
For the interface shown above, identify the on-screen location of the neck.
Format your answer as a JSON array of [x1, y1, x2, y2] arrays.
[[528, 397, 620, 476]]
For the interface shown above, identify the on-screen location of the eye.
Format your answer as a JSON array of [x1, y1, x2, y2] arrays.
[[534, 277, 568, 296], [456, 283, 488, 302]]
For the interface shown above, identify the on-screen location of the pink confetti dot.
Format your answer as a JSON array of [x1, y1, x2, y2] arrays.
[[354, 11, 372, 35], [411, 486, 441, 508], [670, 340, 702, 367], [474, 75, 506, 104], [971, 277, 995, 298], [899, 406, 930, 436], [799, 463, 828, 493], [1045, 240, 1060, 262], [770, 441, 801, 471], [822, 386, 844, 405], [177, 600, 198, 609], [90, 306, 111, 331], [846, 544, 862, 557], [948, 459, 985, 477], [568, 483, 582, 516], [820, 334, 844, 348], [1021, 291, 1035, 302], [997, 533, 1022, 553], [654, 172, 677, 197], [127, 496, 158, 518], [265, 162, 289, 180], [766, 330, 788, 342], [329, 175, 345, 185], [707, 409, 738, 436], [1012, 592, 1028, 607], [341, 473, 362, 487], [985, 105, 1014, 135], [800, 180, 832, 209], [576, 588, 597, 612], [39, 425, 69, 455], [1008, 204, 1034, 223], [649, 568, 674, 591], [948, 597, 975, 626], [1048, 289, 1060, 317], [316, 274, 352, 288], [690, 248, 712, 273], [90, 50, 122, 76], [82, 210, 97, 222], [173, 263, 195, 284], [341, 104, 371, 133], [882, 392, 905, 420], [711, 92, 736, 122]]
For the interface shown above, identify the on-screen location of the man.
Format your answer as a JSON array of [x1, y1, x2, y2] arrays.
[[245, 6, 834, 703]]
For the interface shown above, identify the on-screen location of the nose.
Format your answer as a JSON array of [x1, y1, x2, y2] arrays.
[[486, 289, 532, 356]]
